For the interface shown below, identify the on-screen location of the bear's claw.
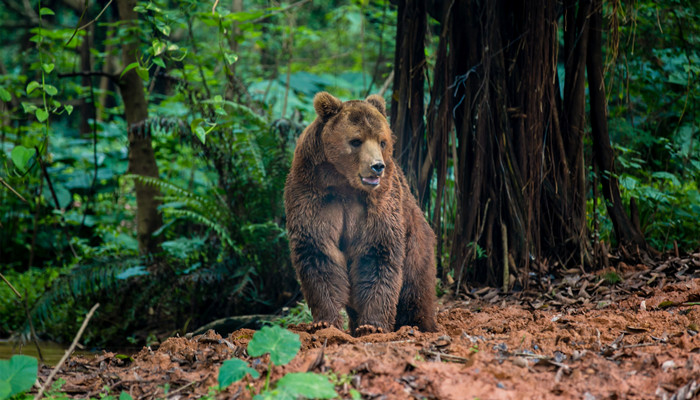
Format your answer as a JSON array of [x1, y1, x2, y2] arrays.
[[355, 324, 384, 336], [310, 321, 332, 332]]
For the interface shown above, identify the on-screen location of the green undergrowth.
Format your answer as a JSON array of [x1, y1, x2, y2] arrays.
[[0, 326, 346, 400]]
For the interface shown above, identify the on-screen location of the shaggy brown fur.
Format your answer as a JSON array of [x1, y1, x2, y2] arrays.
[[284, 92, 438, 336]]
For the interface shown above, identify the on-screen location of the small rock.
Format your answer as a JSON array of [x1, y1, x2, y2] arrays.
[[583, 392, 596, 400], [512, 357, 529, 368], [661, 360, 676, 372], [640, 300, 646, 311], [497, 382, 506, 389]]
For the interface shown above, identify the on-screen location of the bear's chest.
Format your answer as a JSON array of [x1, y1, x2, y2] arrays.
[[324, 195, 367, 253]]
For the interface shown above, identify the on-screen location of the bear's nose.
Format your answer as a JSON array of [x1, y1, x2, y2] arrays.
[[371, 162, 385, 174]]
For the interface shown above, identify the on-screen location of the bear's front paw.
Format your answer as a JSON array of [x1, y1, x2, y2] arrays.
[[355, 324, 384, 336], [310, 321, 333, 332]]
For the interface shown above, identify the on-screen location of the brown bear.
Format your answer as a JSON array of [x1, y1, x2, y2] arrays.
[[284, 92, 438, 336]]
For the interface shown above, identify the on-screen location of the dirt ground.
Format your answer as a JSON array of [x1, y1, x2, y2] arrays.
[[36, 253, 700, 399]]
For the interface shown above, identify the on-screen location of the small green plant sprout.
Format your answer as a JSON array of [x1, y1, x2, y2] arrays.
[[0, 355, 38, 400], [217, 325, 337, 399], [602, 270, 622, 285]]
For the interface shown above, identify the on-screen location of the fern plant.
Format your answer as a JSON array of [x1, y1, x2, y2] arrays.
[[126, 174, 238, 251]]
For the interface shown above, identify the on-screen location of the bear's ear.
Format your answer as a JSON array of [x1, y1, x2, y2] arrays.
[[365, 94, 386, 116], [314, 92, 342, 121]]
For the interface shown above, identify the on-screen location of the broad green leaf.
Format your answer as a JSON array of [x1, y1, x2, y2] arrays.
[[44, 85, 58, 96], [0, 88, 11, 102], [155, 21, 171, 36], [194, 126, 207, 144], [39, 7, 54, 16], [21, 102, 37, 113], [10, 146, 34, 173], [42, 63, 55, 74], [191, 119, 206, 144], [153, 57, 165, 68], [247, 325, 300, 366], [152, 39, 166, 56], [0, 381, 10, 400], [0, 355, 38, 398], [218, 358, 260, 389], [224, 52, 238, 65], [64, 105, 74, 115], [120, 62, 140, 79], [136, 66, 149, 82], [119, 391, 133, 400], [35, 108, 49, 122], [26, 81, 40, 95], [275, 373, 337, 399]]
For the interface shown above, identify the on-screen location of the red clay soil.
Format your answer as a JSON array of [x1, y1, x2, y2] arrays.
[[36, 253, 700, 399]]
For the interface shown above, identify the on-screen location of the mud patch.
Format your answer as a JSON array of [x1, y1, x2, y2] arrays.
[[33, 253, 700, 399]]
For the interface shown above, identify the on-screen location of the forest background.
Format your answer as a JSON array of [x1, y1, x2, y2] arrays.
[[0, 0, 698, 348]]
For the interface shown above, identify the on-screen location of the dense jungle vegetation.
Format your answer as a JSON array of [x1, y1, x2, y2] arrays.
[[0, 0, 697, 348]]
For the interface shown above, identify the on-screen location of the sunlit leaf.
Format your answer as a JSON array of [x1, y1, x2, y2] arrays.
[[35, 108, 49, 122], [44, 85, 58, 96], [120, 62, 140, 79], [26, 81, 40, 95], [0, 88, 11, 102], [247, 325, 300, 366]]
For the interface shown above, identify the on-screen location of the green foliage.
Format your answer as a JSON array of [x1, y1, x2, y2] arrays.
[[0, 355, 38, 400], [247, 325, 301, 366], [271, 301, 313, 327], [218, 327, 337, 399], [218, 358, 260, 389], [603, 0, 700, 251]]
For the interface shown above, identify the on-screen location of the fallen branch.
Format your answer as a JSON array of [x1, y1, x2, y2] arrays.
[[35, 303, 100, 400], [419, 349, 471, 363]]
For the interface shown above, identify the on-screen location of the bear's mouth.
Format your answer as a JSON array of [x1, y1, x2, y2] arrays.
[[360, 175, 381, 186]]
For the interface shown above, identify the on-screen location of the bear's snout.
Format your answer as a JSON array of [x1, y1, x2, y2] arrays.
[[371, 161, 385, 175]]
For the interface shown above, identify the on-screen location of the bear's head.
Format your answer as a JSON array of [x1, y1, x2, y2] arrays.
[[313, 92, 394, 192]]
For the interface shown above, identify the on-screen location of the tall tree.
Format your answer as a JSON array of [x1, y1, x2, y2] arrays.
[[391, 0, 648, 288], [586, 0, 647, 252], [116, 0, 163, 254], [390, 0, 426, 197]]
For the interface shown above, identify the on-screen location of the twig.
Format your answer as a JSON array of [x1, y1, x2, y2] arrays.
[[0, 177, 28, 202], [377, 70, 394, 97], [34, 303, 100, 400], [419, 349, 470, 363], [65, 0, 114, 46], [167, 381, 197, 398], [0, 272, 44, 363], [36, 149, 78, 258]]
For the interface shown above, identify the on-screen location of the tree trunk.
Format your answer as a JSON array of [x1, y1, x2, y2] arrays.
[[540, 0, 592, 267], [390, 0, 426, 195], [116, 0, 163, 254], [587, 0, 647, 251]]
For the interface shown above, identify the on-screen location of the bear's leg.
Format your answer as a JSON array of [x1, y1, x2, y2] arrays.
[[292, 237, 349, 330], [346, 306, 358, 334], [349, 252, 402, 336], [395, 226, 438, 332]]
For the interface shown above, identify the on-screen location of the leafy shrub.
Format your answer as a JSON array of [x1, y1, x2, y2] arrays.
[[218, 325, 337, 399]]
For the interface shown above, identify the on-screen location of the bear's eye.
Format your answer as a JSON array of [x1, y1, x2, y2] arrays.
[[350, 139, 362, 148], [380, 141, 386, 149]]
